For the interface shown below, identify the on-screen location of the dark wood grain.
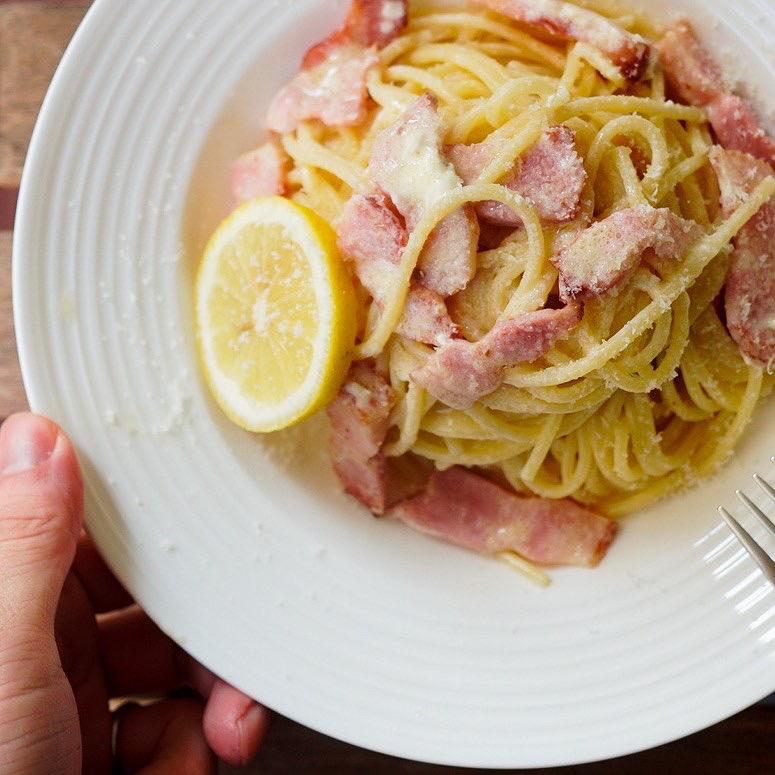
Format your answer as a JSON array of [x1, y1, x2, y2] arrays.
[[224, 706, 775, 774], [1, 2, 772, 773], [0, 1, 90, 187], [0, 229, 27, 418], [0, 187, 16, 229]]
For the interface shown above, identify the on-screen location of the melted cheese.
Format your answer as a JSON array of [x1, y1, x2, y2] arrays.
[[377, 112, 462, 214]]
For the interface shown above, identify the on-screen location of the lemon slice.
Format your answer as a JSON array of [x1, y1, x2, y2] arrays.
[[195, 196, 356, 432]]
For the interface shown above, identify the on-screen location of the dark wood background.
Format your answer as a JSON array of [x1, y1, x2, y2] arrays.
[[1, 2, 772, 772]]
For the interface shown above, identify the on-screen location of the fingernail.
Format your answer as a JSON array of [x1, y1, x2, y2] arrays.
[[0, 414, 60, 475], [239, 704, 267, 763]]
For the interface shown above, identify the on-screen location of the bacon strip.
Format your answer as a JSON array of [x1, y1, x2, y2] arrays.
[[417, 205, 480, 296], [388, 467, 618, 567], [328, 360, 433, 514], [472, 0, 649, 81], [412, 306, 581, 409], [266, 41, 378, 133], [337, 193, 458, 346], [659, 21, 775, 167], [551, 206, 701, 303], [706, 95, 775, 169], [266, 1, 408, 133], [448, 125, 586, 227], [344, 0, 409, 47], [447, 141, 495, 192], [658, 20, 723, 107], [230, 141, 289, 204], [330, 362, 395, 460], [369, 94, 458, 220], [397, 285, 459, 346], [301, 0, 408, 67], [368, 94, 478, 297], [337, 192, 407, 302], [327, 362, 396, 514], [709, 147, 775, 366]]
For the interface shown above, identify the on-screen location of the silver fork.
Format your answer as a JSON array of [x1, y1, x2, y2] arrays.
[[718, 460, 775, 586]]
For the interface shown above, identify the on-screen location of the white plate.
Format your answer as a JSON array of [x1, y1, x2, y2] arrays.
[[12, 0, 775, 767]]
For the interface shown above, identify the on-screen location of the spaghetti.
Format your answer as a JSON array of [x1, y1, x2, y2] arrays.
[[273, 0, 773, 521]]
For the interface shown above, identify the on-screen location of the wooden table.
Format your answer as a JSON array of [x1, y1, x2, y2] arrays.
[[1, 2, 773, 772]]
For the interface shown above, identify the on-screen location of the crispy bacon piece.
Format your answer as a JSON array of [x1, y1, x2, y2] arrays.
[[412, 306, 581, 409], [335, 453, 389, 514], [417, 205, 480, 296], [388, 467, 618, 567], [415, 340, 503, 407], [710, 148, 771, 214], [504, 126, 586, 223], [471, 0, 649, 81], [397, 285, 459, 346], [369, 94, 478, 296], [337, 193, 458, 345], [659, 21, 775, 168], [706, 95, 775, 169], [329, 362, 395, 460], [369, 94, 458, 220], [230, 141, 289, 204], [327, 362, 396, 513], [337, 192, 407, 301], [658, 20, 723, 107], [267, 41, 378, 133], [709, 147, 775, 366], [551, 206, 701, 303], [302, 28, 352, 70], [268, 1, 408, 132], [448, 125, 586, 227], [328, 361, 432, 514], [302, 0, 408, 67], [447, 141, 493, 188], [345, 0, 409, 47]]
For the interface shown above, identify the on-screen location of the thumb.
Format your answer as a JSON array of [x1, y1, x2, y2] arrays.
[[0, 413, 83, 641], [0, 414, 84, 775]]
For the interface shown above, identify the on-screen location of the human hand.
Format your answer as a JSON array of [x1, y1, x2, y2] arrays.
[[0, 413, 270, 774]]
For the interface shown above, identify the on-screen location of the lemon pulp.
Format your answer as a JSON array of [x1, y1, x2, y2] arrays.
[[195, 196, 356, 432]]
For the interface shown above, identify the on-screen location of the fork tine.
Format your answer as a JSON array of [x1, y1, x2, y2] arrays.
[[718, 507, 775, 586], [736, 489, 775, 539], [754, 474, 775, 504]]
